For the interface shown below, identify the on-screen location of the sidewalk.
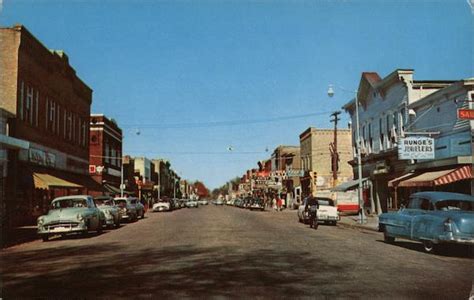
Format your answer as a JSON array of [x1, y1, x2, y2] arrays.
[[1, 225, 39, 249], [338, 214, 380, 232]]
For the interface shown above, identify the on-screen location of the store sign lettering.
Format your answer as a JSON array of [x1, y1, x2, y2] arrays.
[[29, 149, 56, 167], [398, 137, 435, 160]]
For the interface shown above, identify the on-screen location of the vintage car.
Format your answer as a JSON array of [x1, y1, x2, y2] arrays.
[[198, 199, 209, 205], [249, 198, 265, 211], [37, 195, 105, 241], [114, 197, 144, 221], [186, 199, 199, 208], [94, 196, 122, 228], [153, 199, 172, 212], [379, 191, 474, 253], [297, 196, 339, 225]]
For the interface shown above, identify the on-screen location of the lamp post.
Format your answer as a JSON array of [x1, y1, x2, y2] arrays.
[[328, 85, 365, 224]]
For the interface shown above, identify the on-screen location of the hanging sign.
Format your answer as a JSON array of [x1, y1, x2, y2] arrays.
[[398, 137, 435, 160]]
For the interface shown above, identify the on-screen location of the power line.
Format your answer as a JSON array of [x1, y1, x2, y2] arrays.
[[121, 111, 335, 129]]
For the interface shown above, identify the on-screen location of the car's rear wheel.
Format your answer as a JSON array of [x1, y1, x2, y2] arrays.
[[422, 240, 437, 253], [383, 229, 395, 243]]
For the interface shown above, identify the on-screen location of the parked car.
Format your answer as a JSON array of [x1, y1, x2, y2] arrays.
[[379, 191, 474, 253], [153, 199, 172, 212], [187, 199, 199, 208], [37, 195, 105, 241], [214, 199, 224, 205], [114, 197, 141, 221], [198, 199, 209, 205], [298, 196, 339, 225], [94, 196, 122, 228], [249, 198, 265, 211]]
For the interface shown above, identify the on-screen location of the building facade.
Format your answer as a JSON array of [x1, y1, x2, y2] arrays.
[[389, 78, 474, 203], [0, 24, 101, 226], [299, 127, 352, 198], [89, 114, 123, 195], [343, 69, 458, 213]]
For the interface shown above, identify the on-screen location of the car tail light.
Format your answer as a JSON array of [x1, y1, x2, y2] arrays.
[[444, 218, 453, 232]]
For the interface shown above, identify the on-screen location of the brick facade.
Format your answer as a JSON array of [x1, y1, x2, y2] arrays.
[[89, 114, 123, 191], [0, 24, 98, 226]]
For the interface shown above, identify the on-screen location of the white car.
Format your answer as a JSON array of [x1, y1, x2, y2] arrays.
[[298, 197, 340, 225], [198, 199, 208, 205], [186, 199, 198, 208], [153, 200, 171, 212]]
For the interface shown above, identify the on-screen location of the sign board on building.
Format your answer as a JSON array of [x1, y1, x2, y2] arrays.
[[89, 165, 96, 174], [285, 169, 304, 177], [398, 137, 435, 160], [29, 148, 56, 167], [457, 109, 474, 120]]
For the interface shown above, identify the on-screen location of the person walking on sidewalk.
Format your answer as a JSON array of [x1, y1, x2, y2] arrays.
[[277, 197, 282, 212]]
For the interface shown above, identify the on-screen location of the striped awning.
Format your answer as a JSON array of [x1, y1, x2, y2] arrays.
[[33, 173, 83, 190], [397, 166, 473, 188]]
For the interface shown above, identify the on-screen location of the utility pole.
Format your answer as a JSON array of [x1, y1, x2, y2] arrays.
[[330, 111, 341, 188]]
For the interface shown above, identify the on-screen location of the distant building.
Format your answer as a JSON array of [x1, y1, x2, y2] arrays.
[[0, 24, 101, 226], [270, 145, 301, 206], [89, 114, 123, 195], [299, 127, 352, 198]]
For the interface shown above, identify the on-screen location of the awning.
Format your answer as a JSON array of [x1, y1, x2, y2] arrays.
[[33, 172, 82, 190], [332, 178, 368, 192], [20, 165, 104, 193], [397, 166, 473, 188], [388, 172, 417, 188]]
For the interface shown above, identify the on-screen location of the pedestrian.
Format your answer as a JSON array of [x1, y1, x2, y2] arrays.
[[277, 197, 282, 212], [272, 196, 277, 211]]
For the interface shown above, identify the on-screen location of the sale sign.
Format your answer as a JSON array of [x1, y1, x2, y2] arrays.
[[457, 109, 474, 120]]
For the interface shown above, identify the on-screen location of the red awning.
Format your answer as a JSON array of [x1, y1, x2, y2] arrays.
[[397, 166, 473, 188]]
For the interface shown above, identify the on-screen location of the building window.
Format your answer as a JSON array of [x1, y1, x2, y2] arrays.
[[46, 98, 56, 133], [19, 81, 24, 120], [64, 110, 67, 139], [26, 85, 33, 124], [386, 114, 391, 148], [81, 120, 87, 147], [368, 123, 373, 153], [379, 118, 384, 151], [35, 91, 39, 127], [56, 105, 61, 135], [105, 143, 110, 163]]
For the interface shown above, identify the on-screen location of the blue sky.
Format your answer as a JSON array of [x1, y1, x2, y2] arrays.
[[1, 0, 473, 189]]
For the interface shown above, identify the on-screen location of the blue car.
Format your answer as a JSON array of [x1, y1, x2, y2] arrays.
[[379, 191, 474, 253]]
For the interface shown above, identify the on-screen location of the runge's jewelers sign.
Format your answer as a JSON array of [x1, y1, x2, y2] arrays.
[[398, 137, 435, 160]]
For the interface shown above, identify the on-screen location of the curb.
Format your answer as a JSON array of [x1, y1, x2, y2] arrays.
[[337, 220, 380, 232]]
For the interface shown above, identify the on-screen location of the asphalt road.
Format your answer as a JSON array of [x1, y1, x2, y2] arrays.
[[1, 205, 473, 299]]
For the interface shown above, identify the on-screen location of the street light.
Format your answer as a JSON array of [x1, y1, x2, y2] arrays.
[[328, 84, 365, 224]]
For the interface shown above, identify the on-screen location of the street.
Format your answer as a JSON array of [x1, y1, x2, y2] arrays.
[[1, 205, 472, 299]]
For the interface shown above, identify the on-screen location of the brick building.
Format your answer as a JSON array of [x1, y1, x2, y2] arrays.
[[299, 127, 353, 197], [0, 24, 101, 226], [89, 114, 123, 195]]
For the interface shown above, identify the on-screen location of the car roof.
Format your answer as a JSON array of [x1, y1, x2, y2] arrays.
[[53, 195, 90, 201], [410, 191, 474, 202]]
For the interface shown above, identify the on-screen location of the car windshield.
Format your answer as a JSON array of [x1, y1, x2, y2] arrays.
[[317, 198, 334, 206], [435, 200, 474, 211], [95, 198, 113, 206], [51, 198, 88, 209], [306, 198, 318, 206], [115, 199, 127, 207]]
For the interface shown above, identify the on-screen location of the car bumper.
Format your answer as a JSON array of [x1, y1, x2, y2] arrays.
[[318, 215, 340, 222], [38, 223, 86, 235], [153, 207, 169, 212], [438, 233, 474, 245]]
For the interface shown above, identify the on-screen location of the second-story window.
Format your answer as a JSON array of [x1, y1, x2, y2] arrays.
[[105, 142, 110, 163], [379, 118, 384, 151]]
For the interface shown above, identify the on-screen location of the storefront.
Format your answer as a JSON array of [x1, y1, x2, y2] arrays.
[[389, 165, 473, 207]]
